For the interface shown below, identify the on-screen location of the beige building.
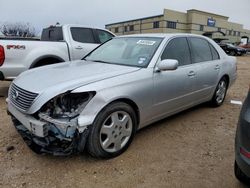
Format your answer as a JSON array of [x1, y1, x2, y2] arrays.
[[105, 9, 250, 43]]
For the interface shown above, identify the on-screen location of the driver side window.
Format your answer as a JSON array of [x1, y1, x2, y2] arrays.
[[161, 37, 191, 66]]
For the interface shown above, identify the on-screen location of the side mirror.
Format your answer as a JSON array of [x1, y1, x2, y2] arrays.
[[157, 59, 179, 71]]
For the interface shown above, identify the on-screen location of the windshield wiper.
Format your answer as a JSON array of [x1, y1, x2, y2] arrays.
[[88, 60, 111, 64]]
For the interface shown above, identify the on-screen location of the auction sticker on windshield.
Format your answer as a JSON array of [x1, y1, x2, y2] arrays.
[[137, 40, 156, 46]]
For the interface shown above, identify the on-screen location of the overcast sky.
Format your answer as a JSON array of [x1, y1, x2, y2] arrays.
[[0, 0, 249, 33]]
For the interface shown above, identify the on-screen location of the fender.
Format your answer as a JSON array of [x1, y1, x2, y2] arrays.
[[30, 55, 66, 68]]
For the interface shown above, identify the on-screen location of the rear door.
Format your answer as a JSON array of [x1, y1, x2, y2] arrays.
[[152, 37, 197, 118], [70, 27, 99, 60], [187, 37, 221, 101]]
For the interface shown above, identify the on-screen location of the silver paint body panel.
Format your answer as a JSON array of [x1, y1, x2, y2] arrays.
[[7, 33, 237, 133]]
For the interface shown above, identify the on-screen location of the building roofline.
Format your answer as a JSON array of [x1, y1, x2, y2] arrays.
[[187, 9, 229, 19], [105, 14, 164, 27]]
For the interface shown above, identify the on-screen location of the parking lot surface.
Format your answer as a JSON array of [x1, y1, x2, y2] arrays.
[[0, 56, 250, 188]]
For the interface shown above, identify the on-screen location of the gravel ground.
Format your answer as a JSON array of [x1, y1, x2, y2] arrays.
[[0, 56, 250, 188]]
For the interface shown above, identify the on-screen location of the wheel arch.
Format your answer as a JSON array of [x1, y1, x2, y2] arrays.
[[30, 55, 65, 68], [107, 98, 140, 127], [221, 74, 230, 87]]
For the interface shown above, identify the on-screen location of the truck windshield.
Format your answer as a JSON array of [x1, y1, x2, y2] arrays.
[[85, 37, 163, 68]]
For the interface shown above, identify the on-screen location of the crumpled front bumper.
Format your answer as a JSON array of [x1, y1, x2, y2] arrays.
[[11, 117, 89, 156], [7, 99, 90, 156]]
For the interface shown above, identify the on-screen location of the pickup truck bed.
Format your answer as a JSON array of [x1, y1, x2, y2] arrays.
[[0, 40, 69, 80]]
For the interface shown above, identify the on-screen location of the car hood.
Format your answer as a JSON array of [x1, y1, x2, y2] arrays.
[[14, 60, 140, 94]]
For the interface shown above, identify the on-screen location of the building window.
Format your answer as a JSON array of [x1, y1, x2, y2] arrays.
[[167, 21, 176, 29], [153, 21, 160, 29], [115, 27, 119, 33], [234, 31, 237, 36], [229, 30, 232, 35], [237, 32, 241, 36], [124, 26, 128, 32], [218, 27, 221, 32], [129, 25, 134, 31], [200, 25, 204, 31]]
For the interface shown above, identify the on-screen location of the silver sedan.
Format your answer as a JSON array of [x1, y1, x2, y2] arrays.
[[7, 34, 237, 158]]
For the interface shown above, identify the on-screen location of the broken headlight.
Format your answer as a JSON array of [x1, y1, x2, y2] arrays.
[[40, 91, 95, 119]]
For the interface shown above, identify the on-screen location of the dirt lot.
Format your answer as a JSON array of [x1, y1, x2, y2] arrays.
[[0, 56, 250, 188]]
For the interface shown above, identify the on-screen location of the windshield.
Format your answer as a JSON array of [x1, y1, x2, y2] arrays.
[[85, 37, 163, 67]]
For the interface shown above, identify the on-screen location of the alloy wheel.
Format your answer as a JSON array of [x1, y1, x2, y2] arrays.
[[99, 111, 133, 153], [215, 80, 227, 104]]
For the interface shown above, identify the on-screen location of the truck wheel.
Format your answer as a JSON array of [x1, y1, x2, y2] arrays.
[[87, 102, 137, 159]]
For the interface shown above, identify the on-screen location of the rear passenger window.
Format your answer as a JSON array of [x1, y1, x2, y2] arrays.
[[189, 38, 213, 63], [161, 37, 191, 66], [209, 44, 220, 60], [96, 30, 114, 43], [71, 28, 95, 43], [41, 27, 63, 41]]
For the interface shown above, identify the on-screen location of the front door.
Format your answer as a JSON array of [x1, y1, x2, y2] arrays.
[[152, 37, 197, 118], [70, 27, 99, 60]]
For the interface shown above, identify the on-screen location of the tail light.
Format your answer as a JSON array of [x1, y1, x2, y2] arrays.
[[240, 147, 250, 159], [0, 45, 5, 66]]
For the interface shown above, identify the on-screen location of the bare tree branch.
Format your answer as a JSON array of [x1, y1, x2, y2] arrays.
[[0, 22, 37, 37]]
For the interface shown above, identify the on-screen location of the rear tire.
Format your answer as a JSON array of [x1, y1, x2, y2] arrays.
[[210, 77, 228, 107], [87, 102, 137, 159], [235, 161, 250, 184]]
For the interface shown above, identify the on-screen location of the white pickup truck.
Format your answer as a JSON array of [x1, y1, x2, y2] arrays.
[[0, 24, 115, 80]]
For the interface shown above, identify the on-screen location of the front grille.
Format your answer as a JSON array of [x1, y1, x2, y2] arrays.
[[9, 83, 38, 111]]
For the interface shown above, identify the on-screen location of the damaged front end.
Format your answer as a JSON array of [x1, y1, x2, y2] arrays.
[[11, 92, 95, 156]]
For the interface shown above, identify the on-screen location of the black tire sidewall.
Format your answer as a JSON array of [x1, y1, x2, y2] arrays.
[[234, 161, 250, 184], [87, 102, 137, 158], [211, 77, 228, 107]]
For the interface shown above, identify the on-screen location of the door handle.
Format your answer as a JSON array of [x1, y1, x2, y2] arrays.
[[75, 46, 83, 50], [188, 71, 196, 77], [215, 65, 220, 70]]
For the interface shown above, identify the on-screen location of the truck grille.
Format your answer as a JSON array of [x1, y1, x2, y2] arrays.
[[9, 83, 38, 111]]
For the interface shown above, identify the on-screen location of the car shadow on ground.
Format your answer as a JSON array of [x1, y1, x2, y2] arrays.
[[136, 102, 209, 134], [0, 81, 10, 97], [39, 102, 211, 160]]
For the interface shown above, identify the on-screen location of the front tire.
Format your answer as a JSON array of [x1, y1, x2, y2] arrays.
[[87, 102, 137, 159], [210, 77, 228, 107]]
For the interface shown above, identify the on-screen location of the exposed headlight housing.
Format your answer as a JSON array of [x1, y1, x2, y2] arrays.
[[37, 91, 95, 139], [40, 91, 96, 119]]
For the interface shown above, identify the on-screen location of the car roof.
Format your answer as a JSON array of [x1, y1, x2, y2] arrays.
[[117, 33, 209, 39], [47, 24, 113, 33]]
